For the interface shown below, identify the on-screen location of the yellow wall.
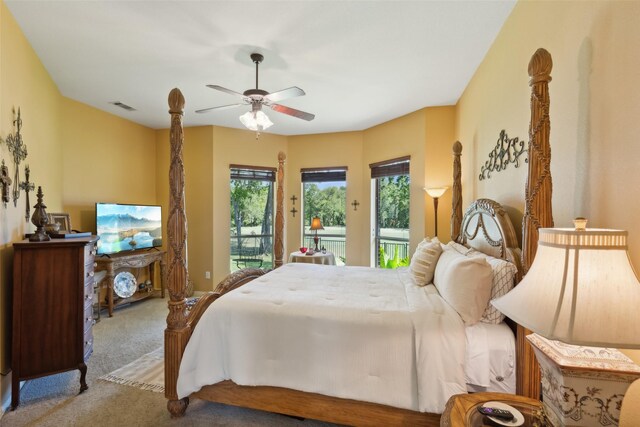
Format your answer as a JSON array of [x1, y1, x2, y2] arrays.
[[425, 106, 456, 241], [61, 97, 157, 231], [363, 110, 427, 259], [287, 132, 365, 265], [455, 0, 640, 365], [0, 2, 63, 402], [156, 126, 214, 291]]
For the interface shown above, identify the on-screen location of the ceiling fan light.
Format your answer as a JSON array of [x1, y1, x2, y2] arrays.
[[254, 110, 273, 130], [239, 110, 273, 131]]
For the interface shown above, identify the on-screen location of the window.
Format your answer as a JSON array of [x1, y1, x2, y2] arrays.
[[370, 157, 410, 267], [301, 167, 347, 264], [229, 165, 275, 272]]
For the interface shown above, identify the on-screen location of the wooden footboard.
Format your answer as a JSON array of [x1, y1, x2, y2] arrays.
[[194, 381, 441, 426]]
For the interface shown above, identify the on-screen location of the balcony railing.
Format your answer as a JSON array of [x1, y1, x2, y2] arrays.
[[377, 236, 410, 267], [230, 234, 273, 271]]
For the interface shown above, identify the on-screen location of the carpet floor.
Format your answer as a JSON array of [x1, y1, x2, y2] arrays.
[[0, 297, 337, 427]]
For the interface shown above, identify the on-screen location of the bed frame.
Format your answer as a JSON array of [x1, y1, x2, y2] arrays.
[[164, 48, 554, 424]]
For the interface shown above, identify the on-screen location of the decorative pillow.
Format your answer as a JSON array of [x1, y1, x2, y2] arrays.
[[433, 248, 493, 325], [464, 251, 517, 324], [409, 240, 443, 286]]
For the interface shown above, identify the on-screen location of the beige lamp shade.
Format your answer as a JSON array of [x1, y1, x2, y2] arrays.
[[492, 227, 640, 348], [425, 187, 448, 198], [310, 216, 324, 231]]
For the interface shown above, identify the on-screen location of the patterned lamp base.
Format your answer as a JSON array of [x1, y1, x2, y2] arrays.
[[528, 334, 640, 427]]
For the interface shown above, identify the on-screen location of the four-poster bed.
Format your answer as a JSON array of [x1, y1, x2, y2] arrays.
[[164, 48, 554, 424]]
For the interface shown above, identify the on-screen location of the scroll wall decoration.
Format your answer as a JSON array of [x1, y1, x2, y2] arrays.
[[6, 108, 28, 206], [479, 130, 527, 181]]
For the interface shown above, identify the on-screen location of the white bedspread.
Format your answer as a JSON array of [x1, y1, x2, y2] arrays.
[[177, 264, 467, 413]]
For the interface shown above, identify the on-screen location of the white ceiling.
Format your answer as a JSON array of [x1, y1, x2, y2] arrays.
[[5, 1, 515, 135]]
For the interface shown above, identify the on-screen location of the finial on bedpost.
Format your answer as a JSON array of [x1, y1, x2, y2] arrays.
[[274, 151, 286, 268], [168, 88, 185, 114], [450, 141, 463, 242], [528, 48, 553, 86], [166, 87, 190, 417]]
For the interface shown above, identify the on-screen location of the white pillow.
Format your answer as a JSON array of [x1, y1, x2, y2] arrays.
[[446, 241, 473, 256], [409, 240, 443, 286], [433, 248, 493, 325]]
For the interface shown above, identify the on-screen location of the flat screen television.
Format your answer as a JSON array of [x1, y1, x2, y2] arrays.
[[95, 203, 162, 255]]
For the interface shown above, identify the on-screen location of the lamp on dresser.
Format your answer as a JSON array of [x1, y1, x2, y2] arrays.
[[492, 219, 640, 427]]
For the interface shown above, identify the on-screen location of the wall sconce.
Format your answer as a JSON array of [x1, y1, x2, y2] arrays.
[[424, 187, 448, 237]]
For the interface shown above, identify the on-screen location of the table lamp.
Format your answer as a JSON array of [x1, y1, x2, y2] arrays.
[[310, 216, 324, 251], [492, 219, 640, 427], [425, 187, 448, 237]]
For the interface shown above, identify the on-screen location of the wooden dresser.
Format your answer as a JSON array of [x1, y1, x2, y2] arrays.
[[12, 236, 99, 409]]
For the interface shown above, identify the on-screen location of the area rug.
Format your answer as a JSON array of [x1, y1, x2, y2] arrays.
[[99, 347, 164, 392]]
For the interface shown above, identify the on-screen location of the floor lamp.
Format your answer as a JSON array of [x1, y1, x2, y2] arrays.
[[425, 187, 448, 237]]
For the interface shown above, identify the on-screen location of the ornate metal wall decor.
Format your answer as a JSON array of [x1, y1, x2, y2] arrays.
[[351, 200, 360, 211], [6, 108, 28, 206], [479, 130, 527, 181], [20, 165, 35, 221], [0, 160, 12, 207]]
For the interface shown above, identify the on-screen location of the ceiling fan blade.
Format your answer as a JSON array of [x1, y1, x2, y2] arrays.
[[195, 103, 245, 114], [269, 104, 315, 121], [263, 86, 305, 103], [206, 85, 245, 99]]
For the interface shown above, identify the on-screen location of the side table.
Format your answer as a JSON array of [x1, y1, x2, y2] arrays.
[[95, 249, 166, 317], [288, 250, 336, 265], [441, 392, 545, 427]]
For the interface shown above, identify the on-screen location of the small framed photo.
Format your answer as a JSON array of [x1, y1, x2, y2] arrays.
[[47, 213, 72, 232]]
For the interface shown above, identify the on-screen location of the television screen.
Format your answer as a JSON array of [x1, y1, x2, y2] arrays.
[[96, 203, 162, 255]]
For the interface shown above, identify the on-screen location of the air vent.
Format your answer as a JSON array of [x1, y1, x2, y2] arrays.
[[110, 101, 136, 112]]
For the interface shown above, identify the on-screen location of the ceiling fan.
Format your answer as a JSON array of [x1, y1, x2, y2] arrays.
[[196, 53, 315, 132]]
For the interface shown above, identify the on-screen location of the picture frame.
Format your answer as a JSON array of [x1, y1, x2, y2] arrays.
[[47, 213, 72, 232]]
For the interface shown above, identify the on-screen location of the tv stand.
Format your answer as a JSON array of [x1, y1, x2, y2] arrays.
[[94, 250, 166, 317]]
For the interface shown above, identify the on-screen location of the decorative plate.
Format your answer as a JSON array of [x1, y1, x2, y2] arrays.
[[481, 402, 524, 427], [114, 271, 137, 299]]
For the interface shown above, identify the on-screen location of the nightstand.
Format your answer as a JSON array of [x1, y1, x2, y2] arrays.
[[441, 392, 545, 427]]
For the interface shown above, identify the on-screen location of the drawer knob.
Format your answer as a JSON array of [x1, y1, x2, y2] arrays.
[[85, 340, 92, 346], [85, 294, 91, 301], [93, 262, 97, 268], [88, 271, 94, 278]]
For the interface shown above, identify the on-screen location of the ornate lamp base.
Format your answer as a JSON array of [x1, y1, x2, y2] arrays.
[[527, 334, 640, 427]]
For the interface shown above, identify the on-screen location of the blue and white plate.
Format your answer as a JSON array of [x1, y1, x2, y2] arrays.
[[114, 271, 137, 298]]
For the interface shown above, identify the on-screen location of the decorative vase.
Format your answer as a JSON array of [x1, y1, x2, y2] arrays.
[[30, 186, 50, 242]]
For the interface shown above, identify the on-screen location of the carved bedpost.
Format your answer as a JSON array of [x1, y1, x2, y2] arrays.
[[522, 48, 554, 272], [165, 88, 190, 417], [517, 48, 554, 400], [450, 141, 463, 242], [274, 152, 286, 268]]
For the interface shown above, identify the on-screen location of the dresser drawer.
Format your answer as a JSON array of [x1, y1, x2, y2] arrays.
[[84, 300, 95, 333], [83, 328, 93, 360], [84, 244, 97, 265], [84, 281, 94, 305]]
